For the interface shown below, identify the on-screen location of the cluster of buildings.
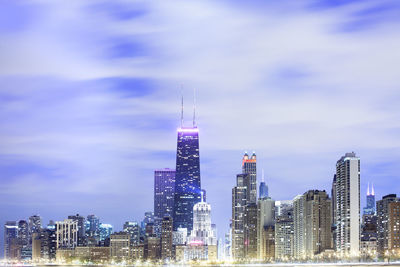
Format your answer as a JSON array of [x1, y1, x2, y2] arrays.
[[229, 151, 400, 262], [3, 100, 217, 264], [3, 101, 400, 264]]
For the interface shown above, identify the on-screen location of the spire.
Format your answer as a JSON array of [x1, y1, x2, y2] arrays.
[[372, 183, 375, 196], [193, 88, 196, 127], [367, 182, 370, 196], [200, 190, 204, 203], [262, 169, 265, 182]]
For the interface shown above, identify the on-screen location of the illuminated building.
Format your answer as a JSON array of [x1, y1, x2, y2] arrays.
[[4, 221, 18, 260], [86, 215, 100, 245], [110, 232, 130, 260], [18, 220, 31, 260], [388, 202, 400, 251], [123, 221, 140, 246], [68, 214, 86, 246], [244, 203, 258, 259], [161, 216, 173, 260], [259, 169, 268, 199], [55, 219, 78, 249], [275, 202, 294, 260], [360, 215, 377, 257], [331, 174, 337, 250], [377, 194, 399, 256], [294, 190, 332, 259], [154, 168, 176, 234], [363, 182, 376, 215], [242, 152, 257, 203], [232, 173, 249, 259], [32, 228, 57, 261], [29, 215, 42, 235], [172, 227, 187, 245], [99, 223, 113, 241], [334, 152, 360, 256], [173, 97, 201, 232], [257, 197, 275, 260]]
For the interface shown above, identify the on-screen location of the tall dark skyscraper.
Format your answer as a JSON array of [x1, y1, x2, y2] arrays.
[[363, 182, 376, 215], [242, 152, 257, 203], [173, 96, 201, 231], [259, 169, 268, 199], [154, 168, 176, 221]]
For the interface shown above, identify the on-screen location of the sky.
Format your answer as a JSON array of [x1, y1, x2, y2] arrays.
[[1, 0, 400, 256]]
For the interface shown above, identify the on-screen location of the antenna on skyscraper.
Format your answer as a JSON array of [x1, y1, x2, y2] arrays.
[[367, 182, 370, 196], [372, 183, 375, 196], [180, 85, 184, 128], [262, 169, 265, 182], [193, 88, 196, 127]]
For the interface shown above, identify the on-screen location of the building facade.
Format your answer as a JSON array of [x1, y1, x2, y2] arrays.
[[55, 219, 78, 249], [334, 152, 360, 256], [377, 194, 399, 256]]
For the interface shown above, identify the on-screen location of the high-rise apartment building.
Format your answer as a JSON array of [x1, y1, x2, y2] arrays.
[[244, 203, 258, 259], [110, 232, 130, 260], [275, 217, 294, 260], [377, 194, 399, 256], [334, 152, 360, 256], [55, 219, 78, 249], [29, 215, 42, 236], [388, 202, 400, 252]]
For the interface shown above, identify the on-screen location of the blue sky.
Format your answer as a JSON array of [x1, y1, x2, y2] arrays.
[[1, 0, 400, 255]]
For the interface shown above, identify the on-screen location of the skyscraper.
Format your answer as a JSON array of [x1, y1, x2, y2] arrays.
[[257, 197, 275, 260], [154, 168, 176, 232], [334, 152, 360, 256], [377, 194, 399, 256], [242, 152, 257, 203], [232, 174, 249, 259], [173, 97, 201, 232], [293, 190, 332, 259], [259, 169, 268, 199], [68, 214, 86, 246], [363, 182, 376, 215], [123, 221, 140, 246], [18, 220, 31, 260], [55, 219, 78, 249], [4, 221, 18, 259], [99, 223, 113, 241], [29, 215, 42, 235]]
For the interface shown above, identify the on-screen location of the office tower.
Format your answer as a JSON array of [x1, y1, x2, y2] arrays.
[[232, 173, 249, 259], [4, 221, 18, 259], [18, 220, 31, 260], [68, 214, 86, 246], [259, 169, 268, 199], [123, 221, 140, 246], [110, 232, 130, 260], [99, 223, 113, 241], [145, 236, 161, 260], [388, 202, 400, 251], [173, 98, 201, 232], [141, 211, 155, 237], [32, 228, 57, 262], [275, 217, 294, 260], [86, 215, 100, 238], [154, 168, 176, 220], [242, 152, 257, 203], [377, 194, 399, 256], [244, 203, 258, 259], [55, 219, 78, 248], [29, 215, 42, 235], [363, 183, 376, 215], [161, 217, 173, 260], [334, 152, 360, 256], [257, 197, 275, 260], [188, 192, 217, 246]]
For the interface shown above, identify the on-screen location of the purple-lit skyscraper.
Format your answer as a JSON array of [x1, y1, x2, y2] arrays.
[[173, 96, 201, 231]]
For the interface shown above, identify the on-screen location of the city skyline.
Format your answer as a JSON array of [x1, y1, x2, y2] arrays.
[[1, 0, 400, 259]]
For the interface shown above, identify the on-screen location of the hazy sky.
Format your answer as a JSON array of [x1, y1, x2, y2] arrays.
[[1, 0, 400, 256]]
